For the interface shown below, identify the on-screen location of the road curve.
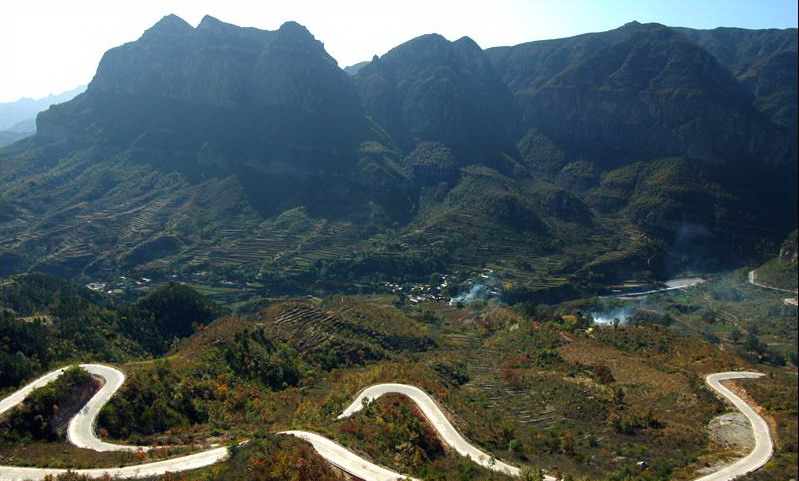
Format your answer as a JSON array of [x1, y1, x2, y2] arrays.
[[0, 364, 228, 481], [1, 364, 149, 452], [280, 430, 420, 481], [0, 367, 774, 481], [694, 372, 774, 481], [68, 364, 153, 452], [748, 269, 798, 294], [336, 383, 536, 479]]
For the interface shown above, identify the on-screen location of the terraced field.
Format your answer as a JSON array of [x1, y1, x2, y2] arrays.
[[258, 301, 436, 366]]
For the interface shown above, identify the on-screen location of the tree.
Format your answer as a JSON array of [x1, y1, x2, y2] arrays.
[[520, 466, 546, 481], [594, 363, 614, 384]]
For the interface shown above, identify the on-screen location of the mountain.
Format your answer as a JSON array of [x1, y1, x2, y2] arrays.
[[0, 130, 33, 149], [0, 85, 86, 148], [1, 17, 796, 293], [343, 61, 369, 75], [355, 34, 515, 165], [1, 15, 418, 279], [39, 16, 371, 174], [675, 26, 798, 134], [485, 22, 797, 270], [486, 23, 794, 167], [0, 85, 86, 131]]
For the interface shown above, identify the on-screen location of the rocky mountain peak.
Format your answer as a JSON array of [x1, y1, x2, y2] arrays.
[[196, 14, 236, 32], [453, 36, 482, 53], [619, 20, 642, 30], [277, 20, 315, 40], [140, 14, 193, 41], [380, 33, 453, 65], [354, 31, 513, 163]]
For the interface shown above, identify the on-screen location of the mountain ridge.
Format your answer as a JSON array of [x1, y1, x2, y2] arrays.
[[1, 16, 796, 292]]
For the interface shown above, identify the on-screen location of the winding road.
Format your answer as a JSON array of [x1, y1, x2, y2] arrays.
[[0, 364, 228, 481], [337, 383, 527, 478], [695, 372, 773, 481], [748, 269, 798, 306], [0, 366, 773, 481], [279, 431, 421, 481]]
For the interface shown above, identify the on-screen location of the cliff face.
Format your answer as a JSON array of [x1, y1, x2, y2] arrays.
[[355, 34, 515, 164], [33, 15, 410, 221], [90, 15, 348, 111], [487, 23, 793, 168], [3, 17, 796, 280], [39, 15, 369, 166], [676, 26, 798, 134]]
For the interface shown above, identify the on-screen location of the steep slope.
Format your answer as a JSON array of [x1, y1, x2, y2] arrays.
[[355, 34, 515, 166], [485, 23, 797, 270], [1, 16, 414, 279], [487, 22, 791, 167], [675, 26, 798, 133], [31, 15, 406, 220], [1, 19, 796, 287]]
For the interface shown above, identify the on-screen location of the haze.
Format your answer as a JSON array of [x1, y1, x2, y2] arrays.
[[0, 0, 797, 102]]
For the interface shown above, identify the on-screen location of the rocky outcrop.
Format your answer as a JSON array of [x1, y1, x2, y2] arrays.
[[676, 26, 798, 134], [39, 15, 369, 158], [487, 23, 792, 167], [779, 230, 798, 264], [355, 34, 515, 163]]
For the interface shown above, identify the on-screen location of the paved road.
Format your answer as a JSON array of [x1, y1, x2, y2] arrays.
[[607, 277, 704, 298], [68, 364, 152, 452], [0, 368, 774, 481], [747, 269, 798, 307], [280, 430, 420, 481], [0, 448, 230, 481], [337, 383, 536, 478], [694, 372, 774, 481], [0, 364, 228, 481], [1, 364, 150, 452], [748, 269, 798, 294], [0, 367, 67, 417]]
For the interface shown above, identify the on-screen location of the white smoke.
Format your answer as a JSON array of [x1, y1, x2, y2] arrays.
[[449, 283, 488, 305], [449, 271, 499, 305], [590, 308, 633, 326]]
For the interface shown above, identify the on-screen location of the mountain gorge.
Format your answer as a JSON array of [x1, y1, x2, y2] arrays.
[[1, 16, 796, 293]]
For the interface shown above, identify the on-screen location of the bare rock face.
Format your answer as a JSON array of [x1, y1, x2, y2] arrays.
[[90, 15, 347, 111], [355, 33, 515, 164], [779, 230, 798, 264], [40, 14, 368, 158], [34, 15, 405, 220], [707, 412, 755, 454], [489, 23, 789, 166]]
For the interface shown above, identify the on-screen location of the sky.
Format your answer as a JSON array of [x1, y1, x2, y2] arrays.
[[0, 0, 797, 103]]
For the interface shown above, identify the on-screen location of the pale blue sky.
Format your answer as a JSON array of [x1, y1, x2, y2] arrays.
[[1, 0, 797, 102]]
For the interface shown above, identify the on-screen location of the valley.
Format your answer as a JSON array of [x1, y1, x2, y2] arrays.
[[0, 9, 796, 481], [0, 268, 796, 481]]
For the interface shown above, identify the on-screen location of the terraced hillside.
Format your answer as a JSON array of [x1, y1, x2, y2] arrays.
[[2, 18, 796, 300], [257, 300, 437, 368]]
